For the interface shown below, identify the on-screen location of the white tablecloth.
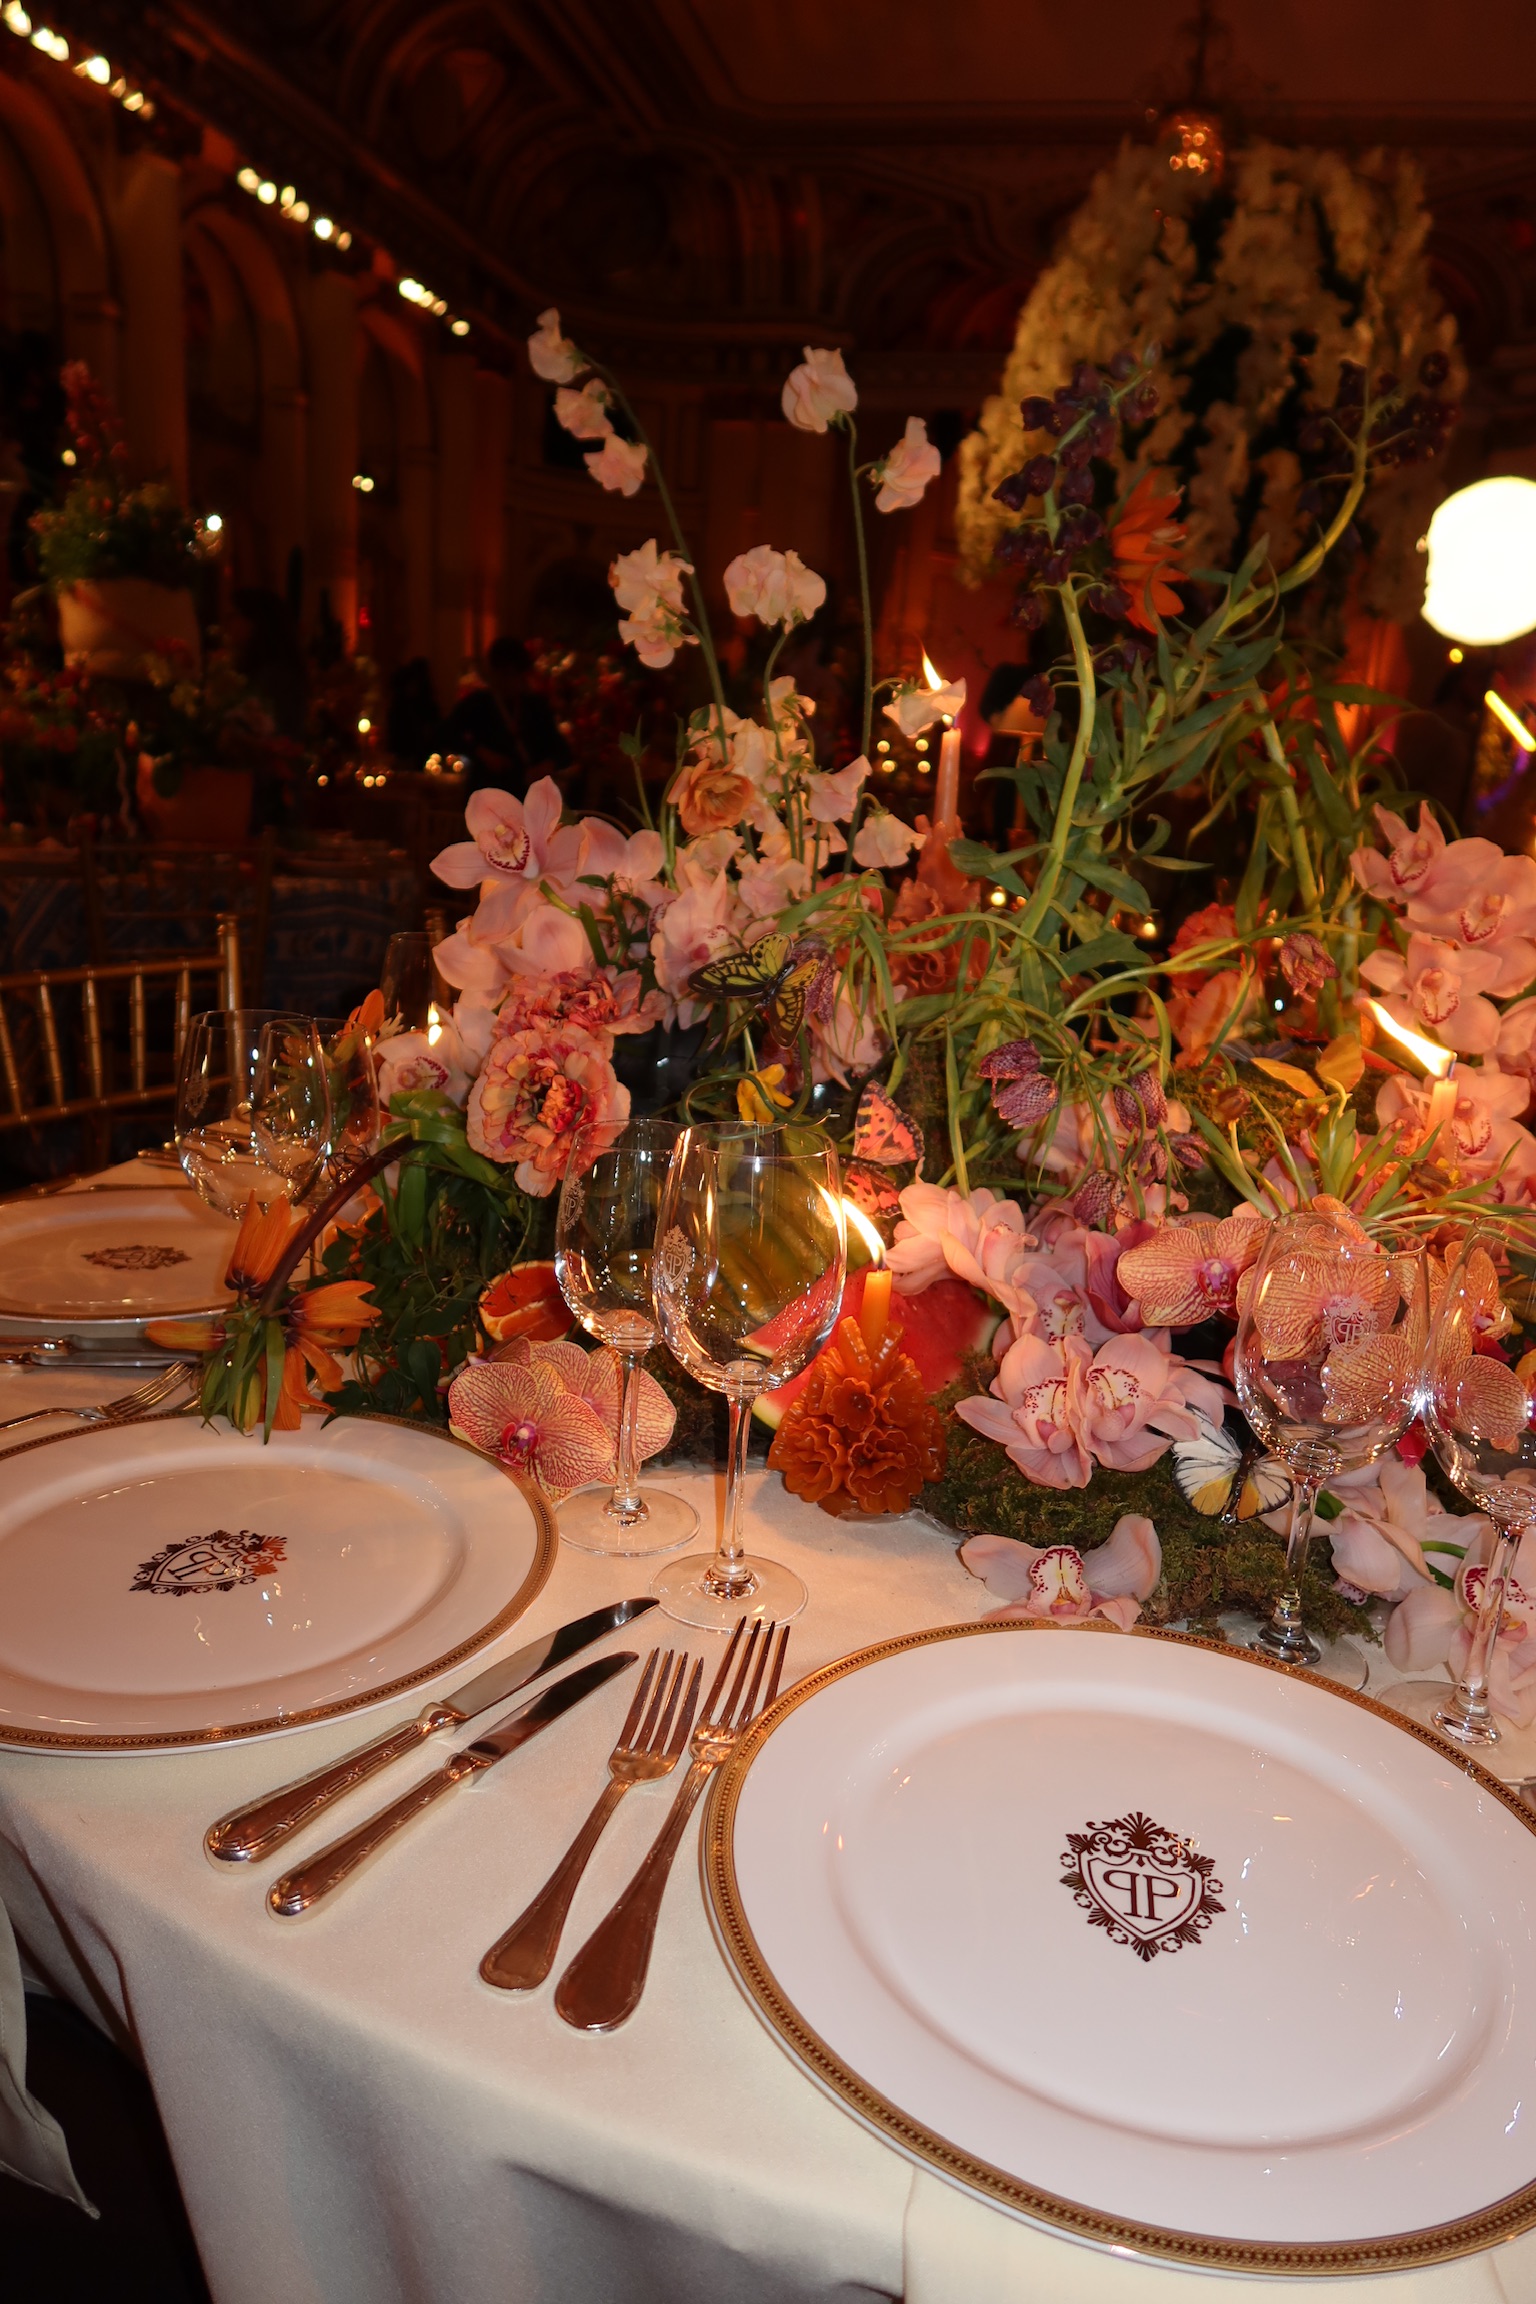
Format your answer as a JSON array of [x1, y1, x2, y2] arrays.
[[3, 1166, 1536, 2300]]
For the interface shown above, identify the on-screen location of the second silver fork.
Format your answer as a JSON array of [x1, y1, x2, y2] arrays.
[[554, 1615, 790, 2032], [0, 1359, 193, 1438], [480, 1645, 701, 1992]]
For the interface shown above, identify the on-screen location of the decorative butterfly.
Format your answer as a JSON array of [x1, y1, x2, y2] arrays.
[[1171, 1413, 1292, 1523], [688, 933, 826, 1047], [853, 1080, 924, 1171], [843, 1162, 902, 1223]]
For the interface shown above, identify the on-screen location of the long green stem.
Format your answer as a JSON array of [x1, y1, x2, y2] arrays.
[[1253, 703, 1322, 922], [1018, 583, 1096, 940], [846, 419, 874, 761], [597, 367, 729, 751]]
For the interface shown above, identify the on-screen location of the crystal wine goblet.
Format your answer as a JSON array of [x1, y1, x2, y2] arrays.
[[176, 1009, 327, 1217], [1383, 1234, 1536, 1750], [251, 1017, 333, 1203], [553, 1118, 699, 1557], [1234, 1204, 1424, 1689], [311, 1012, 382, 1179], [649, 1120, 846, 1630]]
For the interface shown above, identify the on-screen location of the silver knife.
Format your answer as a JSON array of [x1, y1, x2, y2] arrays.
[[267, 1651, 637, 1918], [206, 1597, 658, 1865]]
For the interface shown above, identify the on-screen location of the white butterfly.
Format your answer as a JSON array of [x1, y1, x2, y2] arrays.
[[1172, 1413, 1292, 1522]]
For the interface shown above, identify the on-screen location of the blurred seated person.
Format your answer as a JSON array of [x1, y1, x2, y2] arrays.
[[386, 656, 442, 770], [444, 636, 571, 799]]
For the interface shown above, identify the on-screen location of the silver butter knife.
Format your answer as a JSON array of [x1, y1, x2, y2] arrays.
[[206, 1596, 658, 1865], [267, 1650, 638, 1917]]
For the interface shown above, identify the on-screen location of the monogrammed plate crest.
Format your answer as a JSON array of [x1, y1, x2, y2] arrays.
[[1062, 1808, 1224, 1961]]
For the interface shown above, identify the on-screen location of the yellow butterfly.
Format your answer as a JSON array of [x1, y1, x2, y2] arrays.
[[689, 934, 824, 1046], [1171, 1414, 1292, 1522]]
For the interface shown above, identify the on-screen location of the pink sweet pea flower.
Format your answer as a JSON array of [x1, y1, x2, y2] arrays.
[[781, 346, 858, 432], [873, 418, 942, 513], [649, 873, 743, 1019], [959, 1515, 1161, 1630]]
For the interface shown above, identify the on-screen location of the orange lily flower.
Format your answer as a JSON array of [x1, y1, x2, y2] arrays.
[[225, 1193, 305, 1298], [1110, 471, 1188, 633]]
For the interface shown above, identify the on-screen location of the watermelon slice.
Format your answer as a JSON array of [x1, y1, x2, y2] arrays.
[[753, 1271, 1001, 1430]]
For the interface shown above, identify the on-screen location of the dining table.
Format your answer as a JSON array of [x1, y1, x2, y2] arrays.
[[3, 1167, 1536, 2304]]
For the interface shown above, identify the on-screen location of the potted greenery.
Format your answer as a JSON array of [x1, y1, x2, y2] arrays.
[[33, 363, 208, 680]]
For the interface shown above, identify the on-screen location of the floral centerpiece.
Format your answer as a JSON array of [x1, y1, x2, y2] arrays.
[[221, 292, 1536, 1717]]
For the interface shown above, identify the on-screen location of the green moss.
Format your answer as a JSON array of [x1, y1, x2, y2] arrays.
[[918, 1364, 1374, 1641]]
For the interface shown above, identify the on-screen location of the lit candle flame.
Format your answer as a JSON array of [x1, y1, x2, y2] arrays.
[[1365, 999, 1454, 1079], [921, 650, 943, 691], [841, 1197, 885, 1266], [426, 1001, 443, 1047]]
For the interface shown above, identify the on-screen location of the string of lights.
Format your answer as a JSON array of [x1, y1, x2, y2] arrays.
[[4, 6, 472, 343]]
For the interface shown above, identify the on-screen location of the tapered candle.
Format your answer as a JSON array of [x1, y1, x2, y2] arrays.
[[935, 724, 963, 826], [859, 1265, 893, 1354]]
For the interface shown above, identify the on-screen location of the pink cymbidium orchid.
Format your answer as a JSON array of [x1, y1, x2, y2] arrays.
[[959, 1514, 1162, 1629]]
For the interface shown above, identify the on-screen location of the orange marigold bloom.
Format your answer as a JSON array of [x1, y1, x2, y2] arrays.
[[768, 1315, 944, 1516], [1110, 471, 1188, 633]]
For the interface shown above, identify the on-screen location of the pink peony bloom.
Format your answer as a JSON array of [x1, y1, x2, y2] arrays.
[[497, 968, 662, 1046], [466, 1025, 630, 1197], [1360, 932, 1505, 1056], [888, 1183, 1038, 1321], [874, 417, 942, 513], [959, 1515, 1161, 1630], [431, 778, 565, 893], [781, 346, 858, 432]]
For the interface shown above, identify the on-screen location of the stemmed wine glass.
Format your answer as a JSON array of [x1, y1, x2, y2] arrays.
[[176, 1010, 330, 1216], [380, 931, 443, 1030], [649, 1121, 846, 1630], [553, 1118, 699, 1557], [1384, 1233, 1536, 1749], [1234, 1204, 1425, 1689], [311, 1012, 382, 1179]]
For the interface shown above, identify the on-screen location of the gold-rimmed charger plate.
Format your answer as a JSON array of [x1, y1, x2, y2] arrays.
[[704, 1620, 1536, 2275], [0, 1411, 555, 1751], [0, 1185, 236, 1336]]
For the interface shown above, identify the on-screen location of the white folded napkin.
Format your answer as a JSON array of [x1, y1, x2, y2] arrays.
[[0, 1898, 95, 2212], [903, 2168, 1535, 2302]]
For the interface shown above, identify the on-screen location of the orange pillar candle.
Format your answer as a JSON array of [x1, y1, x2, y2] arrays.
[[859, 1265, 893, 1353], [935, 725, 963, 826]]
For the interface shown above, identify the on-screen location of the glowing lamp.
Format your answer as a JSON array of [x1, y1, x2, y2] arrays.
[[1422, 478, 1536, 647]]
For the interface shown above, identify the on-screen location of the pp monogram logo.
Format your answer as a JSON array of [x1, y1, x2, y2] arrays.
[[130, 1529, 287, 1597], [1060, 1811, 1224, 1963]]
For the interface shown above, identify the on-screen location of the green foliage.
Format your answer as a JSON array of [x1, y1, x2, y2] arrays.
[[35, 480, 202, 589]]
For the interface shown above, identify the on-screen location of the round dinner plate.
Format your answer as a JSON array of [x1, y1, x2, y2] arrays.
[[705, 1621, 1536, 2275], [0, 1414, 555, 1750], [0, 1186, 237, 1333]]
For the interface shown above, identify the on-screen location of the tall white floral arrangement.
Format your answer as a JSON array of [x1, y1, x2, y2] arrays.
[[957, 140, 1463, 622]]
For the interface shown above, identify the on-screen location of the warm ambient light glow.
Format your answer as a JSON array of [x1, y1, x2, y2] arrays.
[[204, 513, 222, 534], [1366, 999, 1455, 1079], [921, 650, 943, 689], [1485, 690, 1536, 752], [841, 1198, 884, 1266], [1422, 477, 1536, 646], [352, 473, 375, 493]]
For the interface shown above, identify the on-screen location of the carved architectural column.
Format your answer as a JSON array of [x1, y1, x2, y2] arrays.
[[301, 268, 359, 646]]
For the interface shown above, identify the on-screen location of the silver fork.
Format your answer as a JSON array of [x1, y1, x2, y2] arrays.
[[480, 1645, 702, 1992], [554, 1616, 790, 2032], [0, 1360, 194, 1438]]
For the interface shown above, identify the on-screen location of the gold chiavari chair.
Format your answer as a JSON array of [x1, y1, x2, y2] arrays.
[[0, 913, 241, 1169]]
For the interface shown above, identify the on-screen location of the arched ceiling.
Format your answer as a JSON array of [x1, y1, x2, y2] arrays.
[[32, 0, 1536, 421]]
